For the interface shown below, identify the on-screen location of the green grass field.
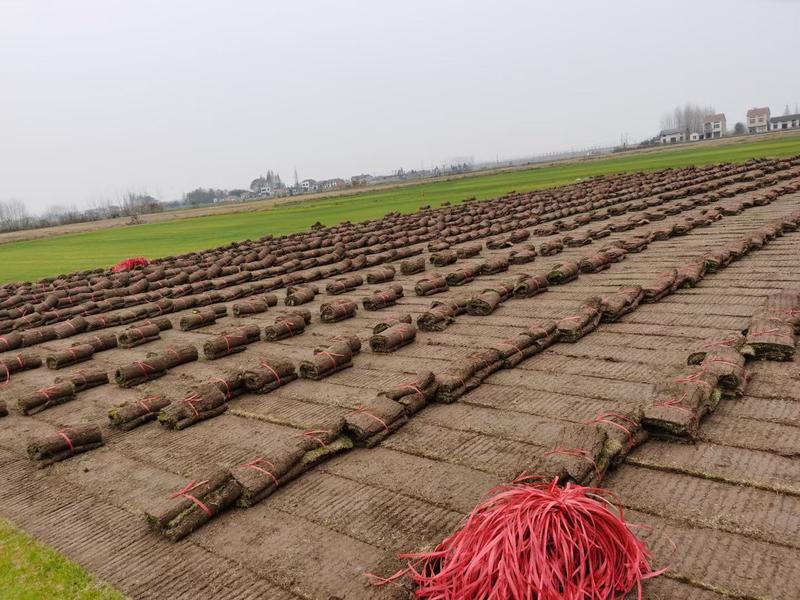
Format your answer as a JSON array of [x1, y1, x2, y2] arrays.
[[0, 518, 124, 600], [2, 134, 800, 283]]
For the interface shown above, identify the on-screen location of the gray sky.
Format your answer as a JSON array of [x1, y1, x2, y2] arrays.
[[1, 0, 799, 212]]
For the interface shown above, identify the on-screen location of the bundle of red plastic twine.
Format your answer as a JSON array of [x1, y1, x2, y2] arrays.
[[369, 476, 662, 599], [112, 256, 149, 273]]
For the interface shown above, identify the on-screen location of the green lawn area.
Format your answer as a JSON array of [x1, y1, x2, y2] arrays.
[[0, 518, 124, 600], [2, 134, 800, 283]]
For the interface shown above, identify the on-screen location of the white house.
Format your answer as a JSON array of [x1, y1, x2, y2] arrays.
[[770, 114, 800, 131], [702, 113, 726, 139], [689, 132, 701, 141], [300, 179, 319, 193], [746, 107, 770, 134], [659, 127, 688, 144]]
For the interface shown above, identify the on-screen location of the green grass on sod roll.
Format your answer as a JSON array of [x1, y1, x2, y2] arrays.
[[2, 134, 800, 284], [0, 517, 125, 600]]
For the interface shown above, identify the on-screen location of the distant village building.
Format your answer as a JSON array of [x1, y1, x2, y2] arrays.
[[689, 132, 701, 142], [300, 179, 318, 193], [702, 113, 726, 139], [659, 127, 688, 144], [318, 178, 347, 191], [770, 113, 800, 131], [350, 174, 374, 186], [746, 107, 771, 134]]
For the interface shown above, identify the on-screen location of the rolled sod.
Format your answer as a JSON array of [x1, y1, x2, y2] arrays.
[[415, 275, 449, 297], [145, 470, 242, 541], [455, 243, 482, 259], [78, 332, 118, 352], [109, 394, 171, 430], [445, 263, 481, 287], [400, 256, 426, 275], [299, 340, 356, 380], [642, 268, 678, 302], [157, 384, 228, 429], [148, 345, 198, 369], [285, 285, 317, 306], [430, 250, 458, 267], [242, 356, 297, 392], [320, 299, 357, 323], [114, 357, 168, 388], [344, 396, 408, 447], [369, 322, 416, 353], [373, 313, 412, 335], [17, 381, 77, 415], [325, 274, 363, 295], [546, 261, 579, 285], [380, 370, 437, 415], [366, 265, 396, 284], [556, 297, 603, 342], [362, 284, 403, 311], [203, 325, 261, 359], [743, 318, 796, 361], [599, 286, 643, 322], [513, 273, 548, 298], [264, 314, 306, 340], [27, 424, 103, 467], [480, 256, 510, 275], [232, 436, 353, 508], [56, 367, 110, 393], [46, 343, 95, 369], [117, 323, 161, 348], [687, 333, 746, 365]]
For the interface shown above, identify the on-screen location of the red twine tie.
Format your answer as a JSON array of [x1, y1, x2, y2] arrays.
[[584, 412, 638, 441], [749, 328, 780, 338], [544, 447, 602, 481], [182, 393, 202, 417], [169, 480, 213, 517], [209, 376, 232, 400], [259, 361, 282, 386], [295, 429, 332, 447], [348, 406, 389, 431], [654, 392, 692, 415], [245, 458, 278, 486], [317, 351, 345, 369], [57, 431, 75, 455]]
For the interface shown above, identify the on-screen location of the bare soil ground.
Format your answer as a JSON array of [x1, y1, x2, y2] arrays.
[[1, 175, 799, 598]]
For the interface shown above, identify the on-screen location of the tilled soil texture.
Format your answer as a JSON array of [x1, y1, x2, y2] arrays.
[[1, 157, 800, 599]]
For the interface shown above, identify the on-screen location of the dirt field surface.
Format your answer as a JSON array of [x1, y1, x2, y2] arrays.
[[1, 157, 800, 599]]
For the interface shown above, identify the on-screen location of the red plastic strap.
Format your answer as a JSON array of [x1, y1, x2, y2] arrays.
[[137, 398, 153, 413], [559, 315, 583, 323], [544, 447, 601, 480], [209, 376, 232, 399], [0, 336, 11, 350], [296, 429, 333, 447], [66, 320, 77, 333], [278, 319, 295, 335], [702, 337, 738, 348], [259, 361, 282, 385], [67, 347, 79, 360], [349, 406, 389, 431], [57, 431, 75, 455], [38, 387, 54, 401], [498, 339, 524, 357], [134, 361, 154, 377], [318, 351, 345, 368], [654, 392, 692, 415], [749, 328, 780, 338], [169, 480, 213, 517], [93, 335, 105, 347], [16, 355, 24, 368], [245, 458, 278, 486], [183, 393, 201, 416], [707, 358, 741, 368], [584, 412, 637, 439], [73, 370, 87, 385], [398, 383, 424, 396], [166, 347, 181, 362]]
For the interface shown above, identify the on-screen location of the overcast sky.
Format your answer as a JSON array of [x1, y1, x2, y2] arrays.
[[1, 0, 798, 212]]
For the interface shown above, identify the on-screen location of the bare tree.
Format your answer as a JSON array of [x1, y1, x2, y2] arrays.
[[660, 103, 716, 133], [0, 199, 29, 232]]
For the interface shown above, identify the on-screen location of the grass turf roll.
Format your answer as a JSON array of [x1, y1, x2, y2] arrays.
[[546, 261, 579, 285], [743, 317, 796, 361], [513, 273, 548, 298], [285, 285, 317, 306], [600, 286, 643, 322], [642, 268, 678, 302], [362, 284, 404, 310], [369, 322, 416, 353], [373, 313, 412, 335], [380, 370, 437, 414], [114, 357, 168, 388], [556, 297, 603, 342], [400, 256, 426, 275], [445, 263, 481, 286], [145, 470, 242, 541], [17, 381, 77, 415], [344, 396, 408, 447], [27, 424, 103, 467], [264, 313, 306, 340], [242, 356, 297, 392], [414, 275, 449, 297], [366, 265, 396, 284], [299, 340, 355, 379], [320, 299, 358, 323], [108, 394, 171, 430], [45, 343, 95, 369], [117, 323, 161, 348], [56, 367, 109, 393], [157, 384, 228, 429], [203, 325, 261, 359]]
